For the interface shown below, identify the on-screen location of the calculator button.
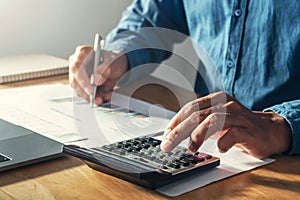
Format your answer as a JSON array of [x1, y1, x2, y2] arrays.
[[149, 139, 161, 147], [146, 150, 154, 155], [131, 150, 142, 156], [162, 166, 168, 169], [125, 142, 133, 147], [124, 144, 131, 148], [154, 159, 165, 165], [112, 148, 126, 155], [138, 152, 145, 157], [167, 152, 174, 156], [96, 137, 218, 175], [126, 147, 134, 152], [159, 154, 166, 159], [190, 160, 198, 164], [197, 152, 212, 159], [179, 153, 193, 159], [192, 156, 205, 163], [133, 146, 142, 151], [141, 138, 150, 143], [168, 163, 181, 169], [182, 161, 190, 167], [141, 154, 150, 159], [149, 156, 156, 161], [141, 143, 150, 149]]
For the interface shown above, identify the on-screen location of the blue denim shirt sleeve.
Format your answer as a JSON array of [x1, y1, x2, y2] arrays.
[[105, 0, 188, 71], [264, 100, 300, 154], [105, 0, 300, 154]]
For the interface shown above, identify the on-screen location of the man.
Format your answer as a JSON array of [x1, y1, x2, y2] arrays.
[[69, 0, 300, 159]]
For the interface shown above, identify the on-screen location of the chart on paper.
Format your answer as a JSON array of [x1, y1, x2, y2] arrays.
[[0, 84, 174, 146], [51, 92, 173, 147]]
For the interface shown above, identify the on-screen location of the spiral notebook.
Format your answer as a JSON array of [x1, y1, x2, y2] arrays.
[[0, 54, 69, 84]]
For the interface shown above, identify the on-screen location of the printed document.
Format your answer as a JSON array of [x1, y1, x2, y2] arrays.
[[0, 83, 274, 196]]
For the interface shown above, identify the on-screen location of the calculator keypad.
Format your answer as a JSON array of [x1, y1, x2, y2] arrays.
[[93, 137, 218, 175]]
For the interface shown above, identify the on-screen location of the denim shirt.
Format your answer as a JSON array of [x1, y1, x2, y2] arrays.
[[105, 0, 300, 154]]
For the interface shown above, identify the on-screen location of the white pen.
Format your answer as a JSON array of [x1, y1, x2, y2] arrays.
[[90, 33, 104, 107]]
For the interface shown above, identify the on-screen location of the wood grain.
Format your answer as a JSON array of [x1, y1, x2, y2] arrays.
[[0, 75, 299, 199]]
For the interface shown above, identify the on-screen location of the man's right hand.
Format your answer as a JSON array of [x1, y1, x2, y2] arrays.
[[69, 46, 129, 105]]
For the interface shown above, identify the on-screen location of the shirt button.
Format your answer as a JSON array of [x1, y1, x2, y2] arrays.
[[227, 60, 234, 68], [234, 9, 242, 17]]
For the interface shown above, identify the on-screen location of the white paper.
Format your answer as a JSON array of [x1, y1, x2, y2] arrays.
[[0, 84, 173, 145], [0, 84, 80, 143], [0, 84, 275, 197], [156, 138, 274, 196], [52, 96, 173, 147]]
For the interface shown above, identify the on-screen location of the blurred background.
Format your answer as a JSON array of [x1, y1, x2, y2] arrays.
[[0, 0, 196, 90], [0, 0, 132, 57]]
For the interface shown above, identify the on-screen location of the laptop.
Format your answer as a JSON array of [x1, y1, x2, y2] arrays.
[[0, 118, 63, 172]]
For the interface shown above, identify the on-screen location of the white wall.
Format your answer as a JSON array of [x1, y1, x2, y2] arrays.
[[0, 0, 196, 90], [0, 0, 132, 58]]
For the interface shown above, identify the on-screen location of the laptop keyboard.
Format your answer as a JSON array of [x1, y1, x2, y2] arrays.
[[0, 154, 11, 163]]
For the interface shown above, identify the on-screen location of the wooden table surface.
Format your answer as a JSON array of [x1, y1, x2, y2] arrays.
[[0, 75, 299, 200]]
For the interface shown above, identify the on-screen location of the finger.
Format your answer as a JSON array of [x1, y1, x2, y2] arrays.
[[93, 67, 111, 86], [69, 46, 93, 90], [188, 112, 249, 152], [75, 46, 93, 58], [93, 61, 113, 86], [93, 51, 113, 85], [161, 111, 204, 152], [103, 79, 118, 93], [163, 100, 228, 139], [165, 91, 231, 132], [74, 79, 90, 101], [188, 113, 222, 152], [94, 92, 112, 105], [161, 103, 230, 152], [75, 64, 93, 95], [165, 100, 211, 135], [217, 127, 247, 153], [94, 96, 103, 105], [166, 101, 200, 131], [93, 78, 117, 103], [69, 54, 76, 88], [94, 86, 113, 105], [70, 46, 93, 74], [69, 67, 75, 88]]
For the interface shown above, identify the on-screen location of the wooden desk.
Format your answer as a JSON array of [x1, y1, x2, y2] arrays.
[[0, 75, 300, 199]]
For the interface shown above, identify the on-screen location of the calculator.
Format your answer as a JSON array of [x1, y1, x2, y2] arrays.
[[63, 136, 220, 189]]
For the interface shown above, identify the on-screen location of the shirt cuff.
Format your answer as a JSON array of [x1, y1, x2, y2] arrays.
[[263, 103, 300, 155]]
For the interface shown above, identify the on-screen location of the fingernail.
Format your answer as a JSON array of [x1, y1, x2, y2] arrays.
[[188, 141, 198, 152], [94, 98, 103, 106], [219, 148, 227, 153], [160, 139, 172, 152]]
